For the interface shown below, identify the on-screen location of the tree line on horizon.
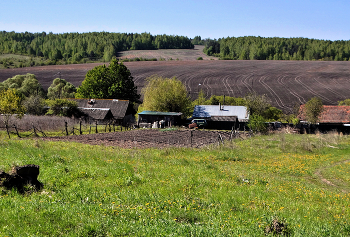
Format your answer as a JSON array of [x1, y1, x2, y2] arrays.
[[201, 36, 350, 61], [0, 31, 194, 63]]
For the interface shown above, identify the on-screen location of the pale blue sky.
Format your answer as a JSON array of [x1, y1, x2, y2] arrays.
[[1, 0, 349, 41]]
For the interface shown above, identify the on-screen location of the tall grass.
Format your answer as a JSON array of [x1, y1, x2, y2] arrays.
[[0, 133, 349, 236]]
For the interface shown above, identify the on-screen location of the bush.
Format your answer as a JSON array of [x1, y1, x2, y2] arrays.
[[23, 95, 46, 115], [247, 115, 267, 133]]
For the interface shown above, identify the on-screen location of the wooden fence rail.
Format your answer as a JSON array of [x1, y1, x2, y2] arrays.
[[0, 121, 132, 139]]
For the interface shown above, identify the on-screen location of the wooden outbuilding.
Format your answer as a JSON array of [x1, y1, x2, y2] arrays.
[[138, 111, 183, 128]]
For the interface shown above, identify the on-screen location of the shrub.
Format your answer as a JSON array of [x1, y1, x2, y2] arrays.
[[247, 115, 267, 133], [23, 95, 46, 115]]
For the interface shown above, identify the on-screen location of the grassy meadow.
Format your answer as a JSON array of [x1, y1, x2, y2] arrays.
[[0, 132, 350, 236]]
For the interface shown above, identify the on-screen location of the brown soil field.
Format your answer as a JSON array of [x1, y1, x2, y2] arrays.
[[41, 129, 233, 149], [117, 45, 216, 61], [1, 59, 350, 112]]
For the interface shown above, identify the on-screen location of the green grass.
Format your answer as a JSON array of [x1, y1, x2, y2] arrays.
[[0, 133, 350, 236], [0, 53, 106, 69], [0, 54, 45, 69]]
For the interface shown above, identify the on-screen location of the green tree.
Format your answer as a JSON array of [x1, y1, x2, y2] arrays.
[[304, 97, 323, 124], [262, 106, 283, 121], [208, 95, 245, 106], [45, 99, 79, 117], [192, 36, 204, 45], [192, 89, 207, 106], [0, 89, 26, 126], [244, 93, 270, 117], [103, 45, 115, 62], [338, 99, 350, 106], [47, 78, 76, 99], [0, 73, 45, 98], [75, 59, 140, 104], [138, 75, 192, 117]]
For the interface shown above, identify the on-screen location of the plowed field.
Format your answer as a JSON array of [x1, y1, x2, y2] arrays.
[[1, 59, 350, 112], [41, 129, 234, 149], [116, 45, 216, 61]]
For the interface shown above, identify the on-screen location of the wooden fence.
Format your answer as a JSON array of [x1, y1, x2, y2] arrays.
[[0, 121, 132, 139]]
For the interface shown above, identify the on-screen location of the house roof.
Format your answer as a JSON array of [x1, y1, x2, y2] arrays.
[[80, 108, 114, 120], [71, 99, 129, 119], [192, 105, 249, 122], [299, 105, 350, 124], [138, 111, 183, 116]]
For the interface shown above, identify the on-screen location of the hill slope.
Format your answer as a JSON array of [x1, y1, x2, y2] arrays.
[[1, 57, 350, 112]]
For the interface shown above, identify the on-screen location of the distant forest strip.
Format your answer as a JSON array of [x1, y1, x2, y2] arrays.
[[201, 36, 350, 61], [0, 31, 194, 63]]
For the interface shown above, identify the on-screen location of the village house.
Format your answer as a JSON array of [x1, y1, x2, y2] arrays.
[[71, 98, 130, 125], [192, 104, 249, 130], [298, 105, 350, 133]]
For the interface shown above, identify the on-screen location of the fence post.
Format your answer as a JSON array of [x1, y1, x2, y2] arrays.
[[65, 122, 68, 136], [5, 124, 10, 139], [31, 123, 38, 137], [13, 125, 21, 138], [218, 134, 223, 145], [190, 130, 193, 147], [79, 121, 82, 135], [95, 121, 98, 133]]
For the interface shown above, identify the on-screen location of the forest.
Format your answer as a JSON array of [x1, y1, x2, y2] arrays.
[[0, 31, 194, 64], [202, 36, 350, 61], [2, 32, 350, 68]]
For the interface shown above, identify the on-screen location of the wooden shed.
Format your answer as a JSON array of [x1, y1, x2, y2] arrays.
[[138, 111, 183, 128]]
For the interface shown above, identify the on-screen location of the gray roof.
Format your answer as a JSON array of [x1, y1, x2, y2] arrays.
[[80, 108, 114, 120], [138, 111, 182, 116], [192, 105, 249, 122], [71, 99, 129, 119]]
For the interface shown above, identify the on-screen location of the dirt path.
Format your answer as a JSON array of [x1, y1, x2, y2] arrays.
[[314, 159, 350, 192]]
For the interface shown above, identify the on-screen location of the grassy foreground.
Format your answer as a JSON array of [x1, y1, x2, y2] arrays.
[[0, 133, 350, 236]]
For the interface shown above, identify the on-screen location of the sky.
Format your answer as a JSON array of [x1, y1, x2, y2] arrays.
[[1, 0, 349, 41]]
